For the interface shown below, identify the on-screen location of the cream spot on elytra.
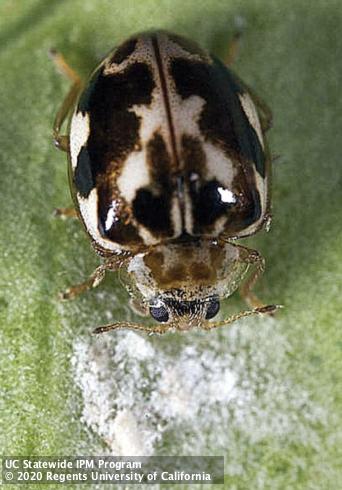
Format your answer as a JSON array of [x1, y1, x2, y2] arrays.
[[70, 112, 90, 170]]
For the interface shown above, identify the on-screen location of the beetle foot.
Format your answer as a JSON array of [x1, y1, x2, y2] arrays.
[[53, 207, 78, 219], [58, 288, 76, 301]]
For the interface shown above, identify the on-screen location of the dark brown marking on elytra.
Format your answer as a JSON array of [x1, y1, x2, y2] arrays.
[[75, 61, 155, 246], [181, 134, 207, 180], [171, 57, 266, 179], [98, 210, 142, 246], [74, 146, 95, 198], [188, 172, 261, 236], [192, 179, 232, 232], [180, 137, 262, 235], [228, 166, 262, 232], [147, 132, 172, 191], [86, 62, 154, 170], [178, 103, 263, 235], [110, 37, 138, 65], [77, 68, 102, 114], [133, 132, 174, 236], [181, 134, 240, 235], [166, 32, 209, 60]]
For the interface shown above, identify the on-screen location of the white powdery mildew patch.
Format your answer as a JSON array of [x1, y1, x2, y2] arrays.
[[71, 319, 328, 463]]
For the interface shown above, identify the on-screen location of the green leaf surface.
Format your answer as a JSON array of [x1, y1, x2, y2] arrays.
[[1, 1, 341, 489]]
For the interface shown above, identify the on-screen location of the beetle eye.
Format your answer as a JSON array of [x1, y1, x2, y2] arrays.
[[149, 304, 169, 323], [205, 299, 220, 319]]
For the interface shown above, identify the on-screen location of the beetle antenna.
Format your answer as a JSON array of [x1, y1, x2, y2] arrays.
[[202, 304, 283, 331], [92, 321, 174, 336]]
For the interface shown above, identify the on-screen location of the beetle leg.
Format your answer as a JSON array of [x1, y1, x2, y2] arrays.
[[220, 241, 274, 311], [53, 207, 78, 219], [92, 322, 173, 336], [237, 244, 280, 314], [59, 264, 107, 301], [49, 49, 83, 152], [235, 244, 268, 309], [225, 32, 242, 66], [202, 240, 283, 331], [202, 304, 281, 331], [59, 254, 130, 301]]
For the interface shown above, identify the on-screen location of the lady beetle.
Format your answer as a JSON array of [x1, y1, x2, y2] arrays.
[[51, 30, 279, 334]]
